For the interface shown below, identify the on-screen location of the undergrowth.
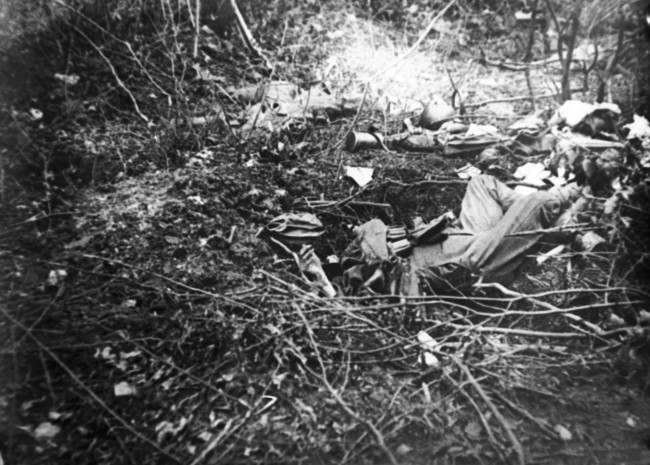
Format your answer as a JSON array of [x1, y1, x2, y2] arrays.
[[2, 1, 650, 464]]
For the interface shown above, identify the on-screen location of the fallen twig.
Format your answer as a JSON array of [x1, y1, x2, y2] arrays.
[[73, 27, 149, 123], [79, 253, 256, 311], [453, 358, 525, 465], [229, 0, 272, 69], [443, 370, 502, 454], [294, 303, 399, 465], [1, 306, 181, 463], [464, 89, 586, 109], [189, 418, 237, 465]]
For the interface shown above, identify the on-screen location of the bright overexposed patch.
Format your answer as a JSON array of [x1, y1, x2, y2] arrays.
[[319, 13, 453, 115]]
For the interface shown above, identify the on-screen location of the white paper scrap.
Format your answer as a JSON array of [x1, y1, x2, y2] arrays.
[[344, 166, 374, 187]]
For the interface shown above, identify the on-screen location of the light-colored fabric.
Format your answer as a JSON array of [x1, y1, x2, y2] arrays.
[[404, 175, 582, 294], [353, 219, 389, 263]]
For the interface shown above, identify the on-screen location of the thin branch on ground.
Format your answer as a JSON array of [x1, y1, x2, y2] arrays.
[[1, 306, 181, 463], [294, 303, 399, 465], [453, 358, 526, 465], [73, 27, 149, 122]]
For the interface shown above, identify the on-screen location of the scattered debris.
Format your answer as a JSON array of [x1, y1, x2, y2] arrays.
[[639, 310, 650, 324], [343, 166, 374, 187], [606, 313, 625, 328], [28, 108, 43, 121], [536, 244, 565, 265], [576, 231, 606, 252], [396, 443, 413, 455], [155, 417, 189, 443], [113, 382, 137, 397], [54, 73, 80, 86], [34, 422, 61, 440], [46, 269, 67, 287], [625, 114, 650, 142], [514, 10, 533, 21], [6, 1, 650, 461], [46, 411, 71, 422], [464, 420, 483, 439], [417, 330, 441, 368], [554, 424, 573, 441], [238, 81, 361, 134], [345, 131, 384, 152]]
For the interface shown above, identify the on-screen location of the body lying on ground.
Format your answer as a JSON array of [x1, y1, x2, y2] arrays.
[[341, 174, 587, 296]]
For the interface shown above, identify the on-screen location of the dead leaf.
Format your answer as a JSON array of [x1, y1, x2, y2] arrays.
[[514, 10, 532, 21], [164, 235, 181, 245], [120, 350, 141, 359], [47, 269, 67, 287], [54, 73, 80, 85], [639, 310, 650, 324], [155, 417, 189, 443], [416, 331, 438, 351], [464, 420, 482, 439], [95, 346, 115, 361], [192, 63, 224, 83], [624, 114, 650, 140], [396, 443, 412, 455], [29, 108, 43, 121], [271, 371, 287, 387], [554, 424, 572, 441], [113, 381, 136, 397], [187, 195, 206, 205], [421, 351, 440, 368], [34, 422, 61, 440], [606, 313, 625, 327], [64, 235, 92, 249], [294, 398, 317, 423]]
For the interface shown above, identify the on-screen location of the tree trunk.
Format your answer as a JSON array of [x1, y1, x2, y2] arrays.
[[560, 7, 581, 101]]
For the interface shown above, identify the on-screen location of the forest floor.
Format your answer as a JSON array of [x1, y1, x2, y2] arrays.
[[2, 2, 650, 464]]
